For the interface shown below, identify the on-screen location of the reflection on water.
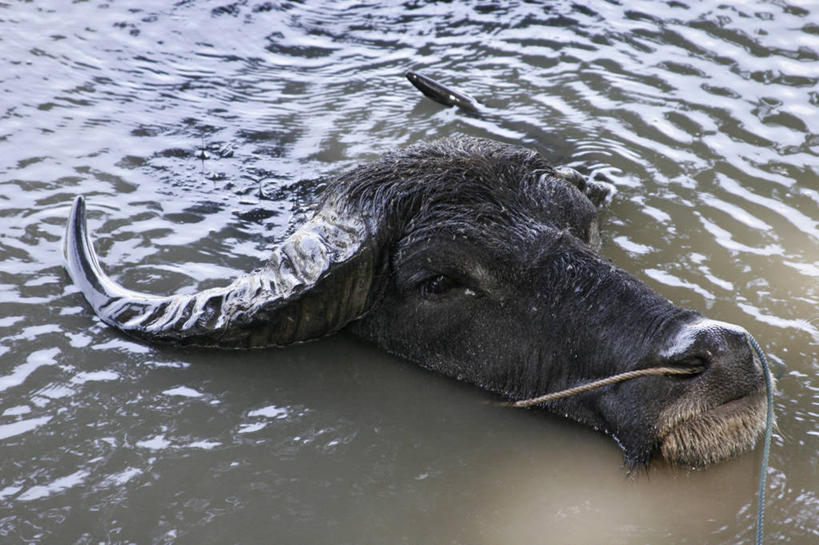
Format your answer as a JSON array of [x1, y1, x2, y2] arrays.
[[0, 1, 816, 544]]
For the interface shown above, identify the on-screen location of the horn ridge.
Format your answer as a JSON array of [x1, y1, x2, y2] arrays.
[[63, 196, 375, 348]]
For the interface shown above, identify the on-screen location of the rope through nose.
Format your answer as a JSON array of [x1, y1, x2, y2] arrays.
[[507, 366, 702, 408]]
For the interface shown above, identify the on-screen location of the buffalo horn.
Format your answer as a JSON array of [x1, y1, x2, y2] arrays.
[[63, 196, 375, 348]]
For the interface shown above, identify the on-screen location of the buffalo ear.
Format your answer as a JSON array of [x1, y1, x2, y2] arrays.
[[63, 195, 376, 348], [554, 167, 615, 208]]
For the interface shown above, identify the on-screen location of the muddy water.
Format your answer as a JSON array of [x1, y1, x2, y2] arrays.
[[1, 1, 817, 544]]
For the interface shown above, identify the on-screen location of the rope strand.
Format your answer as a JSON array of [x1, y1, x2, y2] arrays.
[[749, 334, 774, 545], [507, 366, 702, 408]]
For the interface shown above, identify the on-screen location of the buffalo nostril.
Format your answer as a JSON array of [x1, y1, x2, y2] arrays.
[[667, 354, 709, 379]]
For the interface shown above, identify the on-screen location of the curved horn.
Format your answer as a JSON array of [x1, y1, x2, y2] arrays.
[[405, 71, 481, 113], [63, 196, 375, 348]]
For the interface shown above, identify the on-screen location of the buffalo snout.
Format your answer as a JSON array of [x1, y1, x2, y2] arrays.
[[656, 319, 770, 467]]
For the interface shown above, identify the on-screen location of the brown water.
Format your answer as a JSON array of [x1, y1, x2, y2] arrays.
[[1, 1, 817, 544]]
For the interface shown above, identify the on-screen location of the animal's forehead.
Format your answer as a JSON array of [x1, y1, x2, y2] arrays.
[[410, 165, 587, 211], [330, 137, 600, 245], [458, 172, 594, 225]]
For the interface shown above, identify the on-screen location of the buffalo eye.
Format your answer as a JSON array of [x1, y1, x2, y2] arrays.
[[419, 274, 458, 299]]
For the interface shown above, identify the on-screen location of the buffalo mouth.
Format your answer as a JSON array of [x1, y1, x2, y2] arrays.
[[657, 387, 769, 468]]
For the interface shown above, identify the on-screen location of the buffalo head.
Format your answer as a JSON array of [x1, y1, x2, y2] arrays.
[[64, 137, 768, 468]]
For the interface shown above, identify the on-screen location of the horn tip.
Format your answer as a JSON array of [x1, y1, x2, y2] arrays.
[[64, 195, 87, 263], [63, 194, 109, 312], [73, 194, 86, 214]]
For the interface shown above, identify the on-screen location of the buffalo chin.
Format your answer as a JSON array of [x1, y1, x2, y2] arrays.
[[657, 388, 769, 468]]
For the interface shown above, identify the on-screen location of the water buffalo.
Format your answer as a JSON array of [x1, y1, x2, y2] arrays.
[[63, 136, 767, 468]]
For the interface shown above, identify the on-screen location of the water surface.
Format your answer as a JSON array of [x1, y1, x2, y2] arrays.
[[1, 1, 817, 544]]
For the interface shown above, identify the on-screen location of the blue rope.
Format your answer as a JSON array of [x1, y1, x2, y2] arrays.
[[748, 334, 774, 545]]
